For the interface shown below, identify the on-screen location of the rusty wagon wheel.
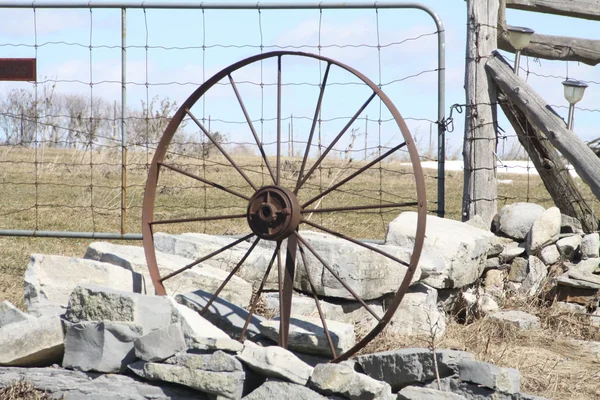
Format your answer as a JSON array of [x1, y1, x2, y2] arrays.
[[142, 51, 427, 362]]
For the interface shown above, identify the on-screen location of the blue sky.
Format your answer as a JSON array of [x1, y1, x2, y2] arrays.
[[0, 1, 598, 159]]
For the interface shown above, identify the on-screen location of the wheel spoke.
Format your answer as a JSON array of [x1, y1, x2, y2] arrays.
[[150, 213, 247, 226], [302, 219, 409, 267], [279, 234, 297, 349], [297, 243, 337, 358], [301, 201, 418, 214], [199, 237, 261, 316], [239, 242, 281, 342], [159, 162, 250, 201], [294, 232, 382, 322], [276, 55, 282, 185], [186, 109, 258, 191], [302, 141, 407, 208], [159, 233, 255, 282], [294, 62, 331, 194], [228, 73, 276, 184], [296, 92, 377, 192]]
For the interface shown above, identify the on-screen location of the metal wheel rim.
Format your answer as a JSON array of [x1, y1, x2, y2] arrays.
[[142, 50, 427, 362]]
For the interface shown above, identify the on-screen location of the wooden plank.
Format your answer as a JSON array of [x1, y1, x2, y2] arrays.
[[497, 91, 597, 233], [486, 52, 600, 202], [463, 0, 499, 224], [498, 32, 600, 66], [506, 0, 600, 21]]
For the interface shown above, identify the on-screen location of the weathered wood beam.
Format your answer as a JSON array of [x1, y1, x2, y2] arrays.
[[498, 31, 600, 66], [506, 0, 600, 21], [497, 91, 597, 232], [486, 52, 600, 202], [463, 0, 499, 225]]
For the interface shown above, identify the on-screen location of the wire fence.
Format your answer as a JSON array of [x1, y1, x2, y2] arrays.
[[0, 2, 445, 240]]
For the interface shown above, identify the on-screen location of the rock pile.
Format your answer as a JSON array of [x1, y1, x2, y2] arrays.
[[1, 204, 599, 398]]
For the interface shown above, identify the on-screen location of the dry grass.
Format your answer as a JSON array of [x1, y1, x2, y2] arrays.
[[0, 379, 61, 400], [1, 148, 600, 398]]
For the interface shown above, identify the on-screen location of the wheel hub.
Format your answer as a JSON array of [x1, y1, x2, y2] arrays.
[[247, 186, 302, 241]]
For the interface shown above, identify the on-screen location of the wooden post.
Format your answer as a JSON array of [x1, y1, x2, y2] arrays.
[[486, 52, 600, 203], [498, 92, 597, 232], [463, 0, 499, 224]]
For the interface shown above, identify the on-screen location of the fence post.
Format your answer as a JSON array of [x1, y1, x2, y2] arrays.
[[121, 7, 127, 235], [463, 0, 499, 225]]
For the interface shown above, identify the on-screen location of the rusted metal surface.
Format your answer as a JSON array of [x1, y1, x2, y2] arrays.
[[0, 58, 36, 81], [142, 50, 427, 362]]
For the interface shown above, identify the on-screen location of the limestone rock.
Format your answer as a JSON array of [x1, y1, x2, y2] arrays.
[[539, 245, 560, 265], [0, 300, 33, 328], [356, 348, 474, 390], [490, 310, 540, 330], [498, 244, 525, 264], [520, 256, 547, 297], [63, 321, 143, 373], [561, 214, 584, 235], [425, 376, 519, 400], [134, 324, 187, 362], [171, 299, 230, 342], [0, 366, 204, 399], [527, 207, 561, 254], [189, 337, 244, 353], [508, 257, 528, 283], [129, 351, 245, 400], [495, 202, 545, 240], [65, 285, 178, 333], [581, 233, 600, 259], [85, 241, 253, 306], [569, 258, 600, 274], [176, 290, 264, 339], [483, 269, 506, 300], [558, 270, 600, 290], [263, 293, 383, 329], [0, 315, 64, 367], [487, 236, 518, 258], [556, 235, 582, 260], [243, 380, 333, 400], [294, 231, 422, 300], [259, 316, 355, 357], [154, 232, 279, 291], [309, 362, 393, 400], [465, 215, 489, 231], [388, 283, 446, 338], [24, 254, 143, 317], [237, 341, 313, 385], [387, 212, 493, 289], [458, 360, 520, 394], [397, 386, 468, 400]]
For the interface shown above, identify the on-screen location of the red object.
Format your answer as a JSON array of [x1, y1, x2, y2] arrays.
[[0, 58, 36, 81]]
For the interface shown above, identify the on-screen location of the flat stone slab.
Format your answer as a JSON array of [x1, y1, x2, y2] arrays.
[[263, 293, 384, 327], [237, 340, 313, 385], [356, 348, 474, 390], [293, 231, 422, 300], [581, 233, 600, 259], [85, 241, 253, 307], [63, 321, 143, 373], [386, 212, 493, 289], [309, 362, 393, 400], [243, 380, 335, 400], [154, 232, 279, 291], [0, 315, 64, 367], [0, 301, 33, 328], [458, 360, 520, 394], [176, 290, 264, 340], [0, 366, 204, 399], [134, 324, 187, 362], [25, 254, 143, 317], [489, 310, 540, 330], [259, 315, 355, 357], [397, 386, 468, 400], [425, 377, 520, 400], [129, 352, 244, 400]]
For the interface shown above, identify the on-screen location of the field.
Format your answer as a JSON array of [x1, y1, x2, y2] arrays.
[[1, 147, 599, 399]]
